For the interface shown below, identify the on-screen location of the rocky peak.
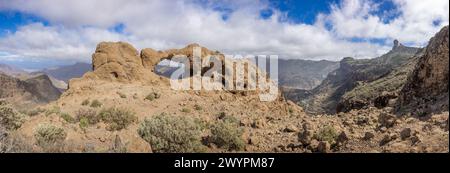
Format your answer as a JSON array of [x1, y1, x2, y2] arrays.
[[392, 39, 402, 50], [388, 39, 420, 56]]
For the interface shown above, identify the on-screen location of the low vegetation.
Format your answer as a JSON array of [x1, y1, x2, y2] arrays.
[[0, 130, 33, 153], [34, 124, 67, 152], [60, 112, 76, 123], [81, 99, 90, 106], [145, 91, 161, 101], [75, 108, 99, 124], [0, 105, 25, 130], [90, 99, 102, 108], [138, 113, 205, 153], [313, 126, 338, 144], [45, 106, 61, 116], [98, 107, 137, 131], [181, 108, 191, 113], [210, 116, 245, 151], [194, 104, 203, 111]]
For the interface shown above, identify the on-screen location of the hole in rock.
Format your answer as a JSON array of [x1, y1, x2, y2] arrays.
[[110, 72, 119, 78]]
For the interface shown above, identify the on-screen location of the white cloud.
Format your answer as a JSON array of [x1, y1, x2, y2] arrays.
[[0, 0, 447, 63], [0, 23, 126, 61], [323, 0, 449, 46]]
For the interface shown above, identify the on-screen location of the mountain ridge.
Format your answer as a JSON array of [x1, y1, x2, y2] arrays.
[[287, 40, 422, 114]]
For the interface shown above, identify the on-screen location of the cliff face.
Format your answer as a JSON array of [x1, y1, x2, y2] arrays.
[[398, 26, 449, 115]]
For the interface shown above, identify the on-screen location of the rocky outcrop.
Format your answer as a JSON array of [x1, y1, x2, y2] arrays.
[[85, 42, 150, 83], [398, 26, 449, 115], [70, 42, 224, 85], [68, 42, 274, 99]]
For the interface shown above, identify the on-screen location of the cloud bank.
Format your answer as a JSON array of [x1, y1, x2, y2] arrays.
[[0, 0, 448, 63]]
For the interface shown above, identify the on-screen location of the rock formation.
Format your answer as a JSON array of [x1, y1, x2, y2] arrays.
[[398, 26, 449, 115], [84, 42, 151, 83]]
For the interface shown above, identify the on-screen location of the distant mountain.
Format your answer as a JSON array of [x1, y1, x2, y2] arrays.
[[38, 62, 91, 83], [287, 40, 421, 114], [0, 73, 62, 108], [278, 59, 339, 90], [0, 63, 27, 76]]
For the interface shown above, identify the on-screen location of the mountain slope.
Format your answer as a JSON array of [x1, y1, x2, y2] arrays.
[[0, 73, 62, 108], [337, 50, 424, 113], [291, 40, 420, 114]]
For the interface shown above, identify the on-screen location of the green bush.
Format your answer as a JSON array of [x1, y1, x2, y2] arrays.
[[194, 104, 203, 111], [98, 107, 137, 131], [60, 112, 76, 123], [75, 108, 98, 125], [90, 100, 102, 108], [0, 105, 25, 130], [313, 126, 338, 144], [81, 99, 90, 106], [210, 119, 245, 151], [79, 118, 89, 129], [145, 92, 161, 101], [34, 124, 67, 151], [181, 108, 191, 113], [138, 114, 205, 153]]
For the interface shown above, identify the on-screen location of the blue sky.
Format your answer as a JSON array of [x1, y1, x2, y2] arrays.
[[0, 1, 342, 33], [0, 0, 448, 70]]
